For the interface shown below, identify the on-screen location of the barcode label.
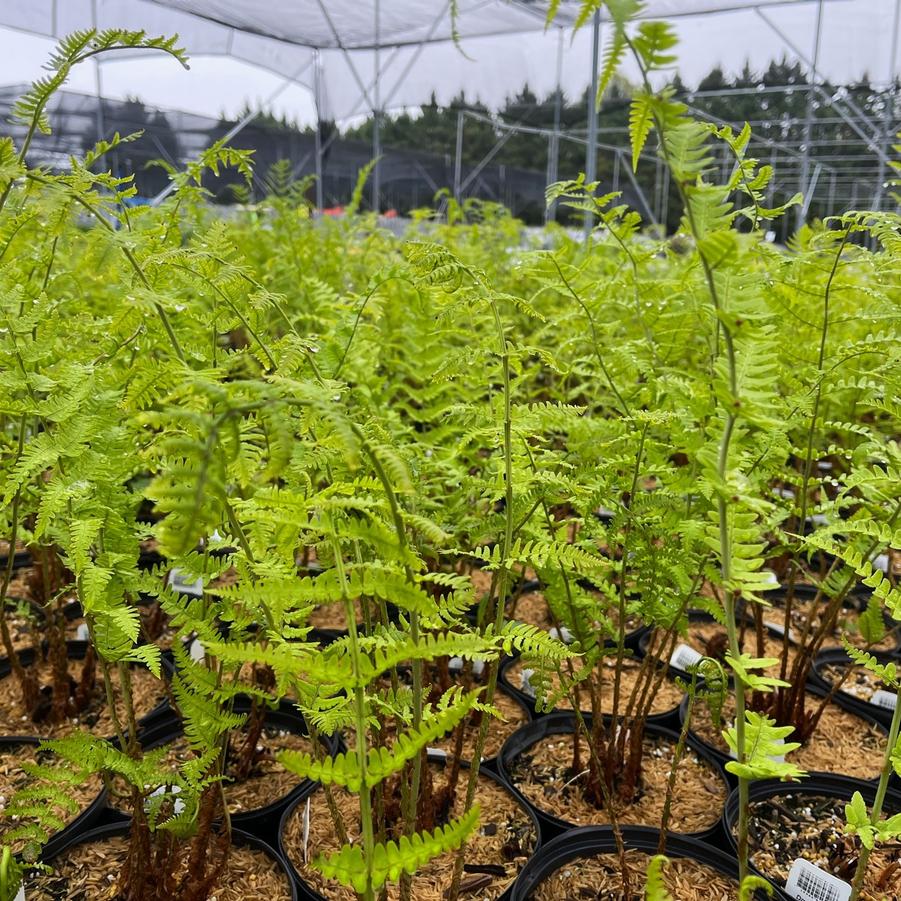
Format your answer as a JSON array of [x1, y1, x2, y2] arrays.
[[669, 643, 703, 671], [785, 859, 850, 901], [871, 690, 897, 710], [168, 568, 204, 597]]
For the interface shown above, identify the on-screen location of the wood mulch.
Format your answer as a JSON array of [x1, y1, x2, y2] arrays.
[[530, 849, 738, 900], [0, 657, 165, 738], [744, 792, 901, 900], [282, 764, 537, 900], [768, 595, 898, 652], [509, 731, 726, 832], [504, 657, 684, 717], [26, 834, 293, 900], [109, 727, 312, 816], [0, 743, 102, 852], [690, 691, 886, 780], [820, 661, 889, 705]]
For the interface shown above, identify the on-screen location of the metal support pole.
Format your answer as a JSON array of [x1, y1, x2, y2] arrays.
[[90, 0, 105, 164], [797, 0, 824, 230], [873, 0, 901, 210], [799, 163, 823, 221], [453, 110, 464, 203], [313, 50, 324, 210], [372, 0, 381, 213], [547, 26, 564, 223], [612, 151, 621, 192], [584, 9, 601, 238]]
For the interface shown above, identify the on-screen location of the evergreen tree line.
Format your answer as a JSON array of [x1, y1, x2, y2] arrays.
[[32, 56, 895, 226]]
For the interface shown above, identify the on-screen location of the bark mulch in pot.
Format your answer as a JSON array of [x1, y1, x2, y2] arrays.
[[308, 598, 367, 632], [815, 656, 895, 719], [690, 691, 886, 780], [429, 685, 529, 760], [769, 594, 898, 653], [529, 848, 738, 901], [281, 764, 538, 900], [0, 742, 102, 852], [0, 652, 166, 738], [110, 726, 313, 817], [504, 658, 683, 717], [508, 730, 726, 832], [644, 620, 788, 673], [27, 833, 294, 901], [506, 589, 642, 637], [743, 792, 900, 901]]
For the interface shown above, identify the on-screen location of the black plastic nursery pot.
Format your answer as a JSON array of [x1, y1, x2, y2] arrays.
[[0, 736, 108, 862], [0, 545, 31, 571], [121, 696, 334, 845], [509, 825, 785, 900], [30, 820, 298, 900], [278, 751, 542, 901], [0, 640, 172, 738], [723, 774, 901, 898], [811, 647, 898, 728], [498, 653, 682, 731], [756, 582, 899, 653], [679, 679, 889, 783], [495, 711, 729, 842]]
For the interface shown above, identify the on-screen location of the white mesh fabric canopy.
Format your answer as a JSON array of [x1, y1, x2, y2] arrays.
[[2, 0, 896, 122], [142, 0, 811, 49]]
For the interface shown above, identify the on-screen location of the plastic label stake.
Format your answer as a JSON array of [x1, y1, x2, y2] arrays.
[[167, 568, 203, 597], [871, 689, 897, 711], [785, 859, 850, 901], [669, 643, 703, 671]]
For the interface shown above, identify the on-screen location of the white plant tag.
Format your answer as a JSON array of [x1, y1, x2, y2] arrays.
[[774, 487, 796, 500], [426, 747, 447, 759], [189, 638, 206, 662], [549, 626, 575, 645], [75, 622, 91, 642], [763, 570, 780, 587], [669, 644, 703, 671], [448, 657, 484, 677], [873, 553, 890, 574], [14, 887, 24, 901], [302, 796, 311, 863], [168, 568, 203, 598], [519, 667, 536, 698], [871, 689, 897, 711], [785, 859, 850, 901], [807, 513, 830, 527]]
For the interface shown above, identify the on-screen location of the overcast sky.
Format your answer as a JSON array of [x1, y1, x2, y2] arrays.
[[0, 0, 896, 126]]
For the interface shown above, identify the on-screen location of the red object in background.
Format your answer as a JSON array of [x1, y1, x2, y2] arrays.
[[322, 206, 344, 216], [382, 209, 398, 218]]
